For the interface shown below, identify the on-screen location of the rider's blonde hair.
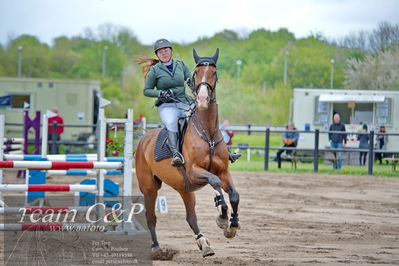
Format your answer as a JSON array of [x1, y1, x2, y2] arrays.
[[135, 56, 159, 77]]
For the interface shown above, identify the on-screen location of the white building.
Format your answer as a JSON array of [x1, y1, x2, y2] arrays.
[[291, 88, 399, 151]]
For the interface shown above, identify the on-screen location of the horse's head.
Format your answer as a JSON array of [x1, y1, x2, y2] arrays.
[[191, 48, 219, 110]]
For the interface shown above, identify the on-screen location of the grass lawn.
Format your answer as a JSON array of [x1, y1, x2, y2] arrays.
[[229, 158, 398, 177], [229, 133, 398, 177]]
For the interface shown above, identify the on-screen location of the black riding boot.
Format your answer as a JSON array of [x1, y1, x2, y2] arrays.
[[167, 131, 185, 167], [228, 152, 241, 163]]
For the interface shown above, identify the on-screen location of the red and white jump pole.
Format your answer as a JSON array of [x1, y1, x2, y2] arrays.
[[0, 161, 122, 170], [0, 184, 97, 192]]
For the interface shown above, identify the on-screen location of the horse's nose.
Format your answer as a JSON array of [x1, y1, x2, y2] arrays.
[[197, 85, 209, 109], [197, 98, 208, 110]]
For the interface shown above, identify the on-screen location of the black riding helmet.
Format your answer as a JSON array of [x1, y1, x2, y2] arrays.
[[154, 38, 172, 54]]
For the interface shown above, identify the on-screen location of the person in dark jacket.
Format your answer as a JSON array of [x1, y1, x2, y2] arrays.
[[276, 124, 299, 168], [136, 39, 192, 166], [375, 125, 388, 164], [329, 113, 347, 169], [357, 124, 369, 166], [137, 39, 240, 166]]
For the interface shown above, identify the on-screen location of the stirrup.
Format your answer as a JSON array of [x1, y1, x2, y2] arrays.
[[229, 153, 241, 163], [171, 151, 185, 167]]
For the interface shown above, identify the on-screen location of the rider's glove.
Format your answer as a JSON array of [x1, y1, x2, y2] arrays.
[[159, 89, 174, 100]]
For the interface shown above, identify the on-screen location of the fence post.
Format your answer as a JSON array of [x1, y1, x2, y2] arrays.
[[105, 123, 110, 157], [368, 130, 374, 175], [264, 128, 270, 171], [51, 121, 57, 154], [41, 114, 48, 157], [142, 117, 147, 136], [247, 124, 251, 135], [314, 129, 319, 173]]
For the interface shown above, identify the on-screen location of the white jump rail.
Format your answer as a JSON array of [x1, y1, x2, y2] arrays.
[[3, 138, 24, 144]]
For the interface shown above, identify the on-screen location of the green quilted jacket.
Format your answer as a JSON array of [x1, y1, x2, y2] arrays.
[[143, 60, 192, 107]]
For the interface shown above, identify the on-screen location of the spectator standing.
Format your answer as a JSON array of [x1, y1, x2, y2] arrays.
[[357, 124, 369, 166], [48, 109, 64, 154], [376, 125, 388, 164], [329, 113, 347, 169]]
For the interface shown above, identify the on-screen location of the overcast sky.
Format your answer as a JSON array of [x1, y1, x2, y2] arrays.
[[0, 0, 398, 46]]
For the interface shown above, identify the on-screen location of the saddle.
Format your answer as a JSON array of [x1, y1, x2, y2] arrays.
[[154, 116, 189, 162]]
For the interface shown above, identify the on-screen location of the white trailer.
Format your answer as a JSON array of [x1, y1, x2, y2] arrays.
[[0, 77, 101, 139], [291, 88, 399, 152]]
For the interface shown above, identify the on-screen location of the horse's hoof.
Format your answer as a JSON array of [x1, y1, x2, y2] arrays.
[[196, 236, 211, 251], [202, 246, 215, 257], [216, 216, 228, 229], [223, 225, 240, 239]]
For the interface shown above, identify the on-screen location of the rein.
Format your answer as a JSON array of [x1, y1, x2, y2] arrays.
[[188, 63, 222, 172], [189, 63, 218, 105]]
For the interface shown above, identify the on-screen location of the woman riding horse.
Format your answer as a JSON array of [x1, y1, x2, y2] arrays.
[[136, 39, 240, 167], [135, 47, 241, 257]]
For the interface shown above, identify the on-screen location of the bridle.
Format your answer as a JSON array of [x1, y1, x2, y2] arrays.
[[189, 62, 218, 104], [187, 62, 222, 172]]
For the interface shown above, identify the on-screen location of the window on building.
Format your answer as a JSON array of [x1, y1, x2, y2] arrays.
[[314, 96, 329, 124], [353, 103, 373, 124], [11, 94, 30, 109], [376, 98, 392, 125], [333, 102, 374, 124], [333, 103, 351, 124]]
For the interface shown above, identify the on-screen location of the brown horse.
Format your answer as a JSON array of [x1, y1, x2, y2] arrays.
[[135, 48, 240, 257]]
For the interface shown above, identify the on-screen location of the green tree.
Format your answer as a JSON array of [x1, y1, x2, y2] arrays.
[[2, 35, 50, 77], [49, 36, 79, 77], [345, 45, 399, 90]]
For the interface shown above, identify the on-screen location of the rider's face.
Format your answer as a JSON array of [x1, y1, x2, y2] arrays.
[[156, 47, 172, 63]]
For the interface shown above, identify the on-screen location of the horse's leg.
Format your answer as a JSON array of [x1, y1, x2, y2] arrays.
[[179, 191, 215, 257], [220, 171, 240, 238], [190, 167, 229, 229], [135, 137, 163, 250], [137, 165, 162, 249], [144, 188, 160, 250]]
